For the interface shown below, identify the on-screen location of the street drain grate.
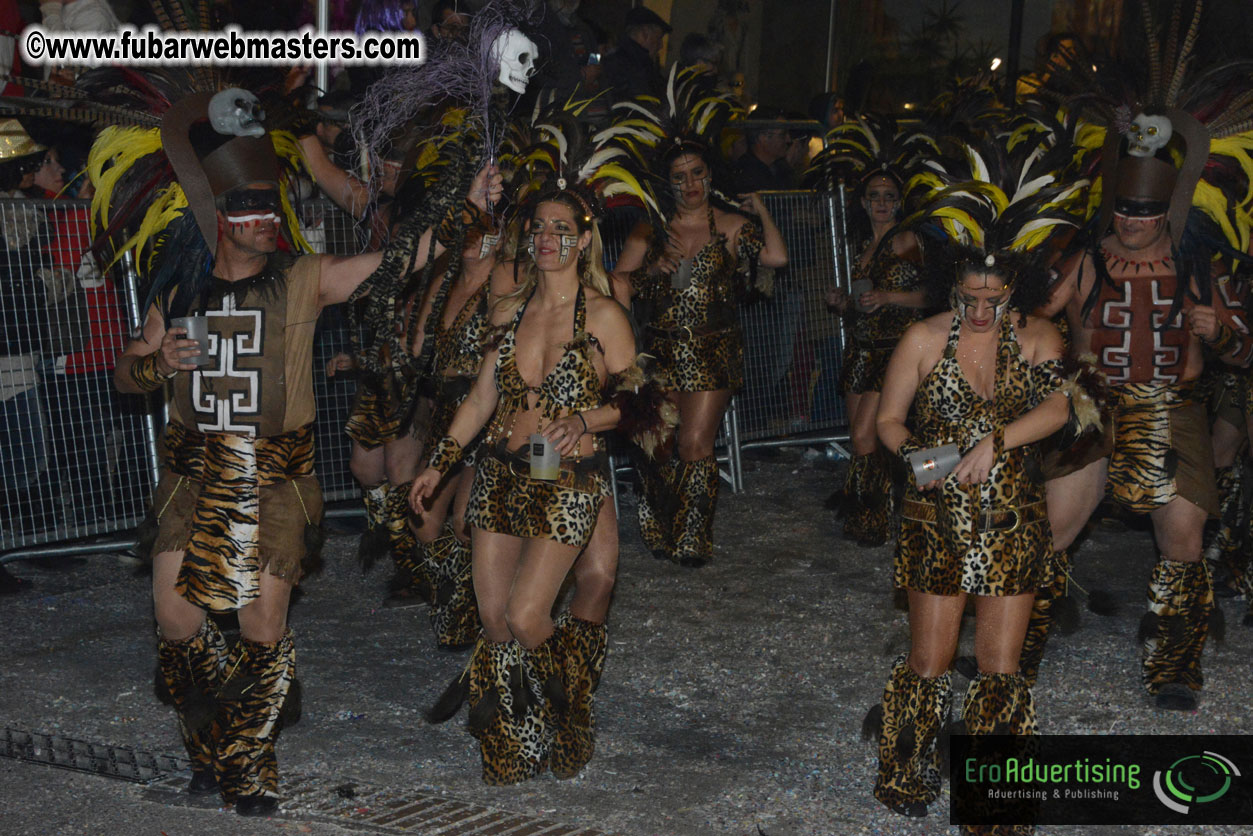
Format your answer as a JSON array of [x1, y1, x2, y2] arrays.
[[1, 727, 188, 783], [5, 726, 612, 835]]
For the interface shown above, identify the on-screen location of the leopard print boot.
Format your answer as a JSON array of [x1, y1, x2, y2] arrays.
[[468, 638, 559, 785], [1141, 558, 1213, 710], [637, 456, 677, 560], [428, 523, 479, 650], [549, 612, 607, 779], [386, 481, 431, 600], [216, 630, 295, 812], [672, 455, 719, 567], [358, 482, 391, 572], [1018, 549, 1074, 688], [845, 451, 892, 546], [157, 619, 227, 794], [873, 655, 951, 816], [959, 672, 1037, 836]]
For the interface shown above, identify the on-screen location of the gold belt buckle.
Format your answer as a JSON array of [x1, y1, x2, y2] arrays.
[[678, 324, 696, 342]]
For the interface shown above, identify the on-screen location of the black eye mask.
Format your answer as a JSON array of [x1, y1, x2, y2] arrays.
[[223, 188, 281, 215], [1113, 198, 1168, 219]]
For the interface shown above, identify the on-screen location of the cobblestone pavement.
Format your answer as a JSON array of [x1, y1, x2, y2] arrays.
[[2, 448, 1251, 835]]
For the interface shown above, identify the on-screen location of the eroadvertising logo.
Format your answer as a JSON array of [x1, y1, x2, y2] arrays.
[[1152, 751, 1241, 815], [950, 735, 1253, 826]]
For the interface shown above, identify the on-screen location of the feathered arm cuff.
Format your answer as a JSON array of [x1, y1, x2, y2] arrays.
[[1054, 354, 1110, 443], [604, 357, 678, 460]]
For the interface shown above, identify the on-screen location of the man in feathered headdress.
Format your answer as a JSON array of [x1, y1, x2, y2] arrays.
[[1034, 1, 1253, 712], [93, 84, 500, 812]]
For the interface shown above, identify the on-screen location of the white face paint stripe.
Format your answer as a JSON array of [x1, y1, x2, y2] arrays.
[[1114, 212, 1166, 222], [226, 212, 280, 225]]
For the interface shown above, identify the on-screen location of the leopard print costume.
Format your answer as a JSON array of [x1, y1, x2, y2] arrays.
[[549, 612, 607, 779], [634, 209, 764, 392], [464, 286, 610, 547], [956, 672, 1037, 836], [872, 655, 951, 810], [843, 239, 923, 394], [466, 637, 564, 785], [425, 522, 479, 649], [895, 312, 1061, 597]]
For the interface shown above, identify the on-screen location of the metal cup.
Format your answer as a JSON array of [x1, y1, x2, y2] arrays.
[[170, 315, 213, 367], [529, 433, 561, 481], [671, 257, 694, 291], [907, 443, 961, 488], [849, 278, 873, 312]]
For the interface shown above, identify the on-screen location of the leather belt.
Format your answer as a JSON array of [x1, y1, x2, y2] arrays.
[[901, 498, 1047, 534]]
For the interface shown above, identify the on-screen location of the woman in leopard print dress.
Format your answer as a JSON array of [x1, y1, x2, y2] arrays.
[[411, 188, 637, 784], [868, 252, 1069, 827], [825, 170, 927, 546], [614, 139, 788, 566]]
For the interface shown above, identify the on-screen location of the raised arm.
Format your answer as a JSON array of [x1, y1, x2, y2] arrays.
[[611, 221, 657, 300], [737, 192, 787, 268], [299, 134, 371, 221]]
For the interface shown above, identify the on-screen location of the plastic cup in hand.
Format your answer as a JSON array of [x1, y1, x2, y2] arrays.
[[907, 443, 961, 488], [671, 257, 694, 291], [529, 433, 561, 481], [170, 315, 213, 367], [849, 278, 873, 312]]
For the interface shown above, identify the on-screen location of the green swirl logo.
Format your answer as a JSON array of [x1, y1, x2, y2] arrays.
[[1153, 751, 1241, 814]]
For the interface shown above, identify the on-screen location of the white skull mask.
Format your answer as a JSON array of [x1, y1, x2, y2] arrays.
[[491, 29, 539, 94], [208, 88, 266, 138], [1125, 113, 1173, 157]]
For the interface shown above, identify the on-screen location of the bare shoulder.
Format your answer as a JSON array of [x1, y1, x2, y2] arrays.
[[713, 205, 751, 237], [915, 310, 954, 343], [1017, 313, 1063, 360], [586, 287, 632, 333], [891, 229, 922, 260]]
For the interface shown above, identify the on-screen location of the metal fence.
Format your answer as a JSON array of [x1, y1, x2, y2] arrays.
[[1, 191, 853, 557]]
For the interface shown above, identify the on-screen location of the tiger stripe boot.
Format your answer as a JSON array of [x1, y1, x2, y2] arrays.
[[428, 523, 480, 650], [871, 655, 952, 818], [959, 672, 1037, 836], [358, 482, 391, 574], [157, 619, 228, 795], [1018, 549, 1077, 688], [1140, 558, 1216, 711], [672, 455, 719, 568], [637, 456, 677, 561], [549, 612, 607, 779], [382, 481, 431, 607], [467, 638, 560, 785], [216, 630, 296, 816]]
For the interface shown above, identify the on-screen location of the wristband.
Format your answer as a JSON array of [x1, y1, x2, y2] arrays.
[[427, 435, 464, 475], [896, 436, 923, 460], [576, 412, 589, 434], [129, 352, 176, 392], [1204, 323, 1238, 356]]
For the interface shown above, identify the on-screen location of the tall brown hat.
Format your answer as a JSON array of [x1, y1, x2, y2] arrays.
[[160, 88, 279, 258], [1095, 108, 1210, 246]]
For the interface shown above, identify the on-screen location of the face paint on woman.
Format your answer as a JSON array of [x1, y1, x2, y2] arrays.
[[558, 234, 580, 263]]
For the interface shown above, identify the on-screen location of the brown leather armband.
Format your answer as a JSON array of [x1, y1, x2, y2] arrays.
[[128, 352, 176, 392]]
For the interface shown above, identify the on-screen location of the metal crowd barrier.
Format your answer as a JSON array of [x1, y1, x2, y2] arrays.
[[1, 191, 853, 558]]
